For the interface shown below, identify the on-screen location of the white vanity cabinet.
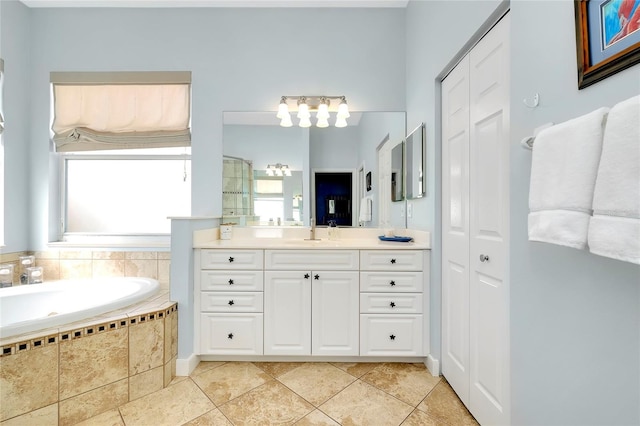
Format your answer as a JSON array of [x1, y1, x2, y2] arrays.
[[264, 250, 360, 356], [359, 250, 427, 356], [196, 249, 264, 355]]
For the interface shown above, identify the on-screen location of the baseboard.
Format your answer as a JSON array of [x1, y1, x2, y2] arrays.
[[176, 353, 200, 376], [426, 354, 440, 377]]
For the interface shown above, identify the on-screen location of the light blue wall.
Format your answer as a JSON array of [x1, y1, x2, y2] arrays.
[[1, 0, 31, 253], [406, 0, 640, 424], [25, 7, 405, 250], [404, 0, 503, 370], [510, 2, 639, 424]]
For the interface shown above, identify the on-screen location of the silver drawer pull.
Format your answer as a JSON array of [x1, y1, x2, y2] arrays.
[[480, 254, 489, 262]]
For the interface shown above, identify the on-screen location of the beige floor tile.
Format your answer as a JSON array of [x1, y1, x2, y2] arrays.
[[183, 408, 233, 425], [416, 380, 478, 425], [253, 361, 305, 378], [74, 408, 124, 426], [0, 403, 58, 426], [190, 361, 226, 377], [361, 362, 441, 406], [119, 379, 214, 425], [330, 362, 378, 378], [278, 363, 356, 406], [191, 362, 271, 405], [295, 409, 340, 425], [319, 380, 414, 426], [219, 380, 314, 425], [401, 409, 447, 426]]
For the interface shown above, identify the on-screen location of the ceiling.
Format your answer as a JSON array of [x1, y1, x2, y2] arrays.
[[20, 0, 409, 8]]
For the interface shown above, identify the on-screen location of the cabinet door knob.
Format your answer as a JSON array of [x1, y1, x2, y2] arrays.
[[228, 300, 234, 306], [228, 279, 234, 285], [390, 258, 396, 264], [480, 254, 489, 262], [304, 273, 310, 279], [314, 274, 320, 280], [389, 334, 396, 340], [390, 301, 396, 308], [227, 333, 234, 339], [228, 256, 234, 263], [390, 280, 396, 287]]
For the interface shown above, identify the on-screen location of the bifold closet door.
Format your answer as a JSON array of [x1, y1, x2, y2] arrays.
[[442, 12, 510, 426]]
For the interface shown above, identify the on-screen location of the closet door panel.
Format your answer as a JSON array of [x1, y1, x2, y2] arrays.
[[441, 53, 471, 405], [469, 13, 510, 426]]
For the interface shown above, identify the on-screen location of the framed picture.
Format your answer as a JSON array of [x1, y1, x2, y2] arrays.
[[574, 0, 640, 89], [366, 171, 372, 192]]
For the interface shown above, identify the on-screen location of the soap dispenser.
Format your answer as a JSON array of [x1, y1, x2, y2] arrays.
[[328, 220, 339, 241]]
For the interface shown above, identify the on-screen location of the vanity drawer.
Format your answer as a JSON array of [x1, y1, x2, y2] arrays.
[[201, 292, 263, 313], [360, 314, 423, 356], [200, 270, 264, 291], [360, 250, 423, 271], [200, 313, 263, 355], [200, 249, 264, 270], [360, 272, 423, 293], [360, 293, 423, 314], [265, 250, 359, 270]]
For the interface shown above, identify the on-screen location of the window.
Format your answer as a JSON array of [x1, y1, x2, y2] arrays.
[[51, 72, 191, 243]]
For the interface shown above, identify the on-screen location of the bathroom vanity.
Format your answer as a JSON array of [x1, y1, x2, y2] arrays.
[[193, 228, 431, 362]]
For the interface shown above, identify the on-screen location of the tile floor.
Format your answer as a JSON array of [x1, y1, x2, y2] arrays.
[[79, 362, 478, 426]]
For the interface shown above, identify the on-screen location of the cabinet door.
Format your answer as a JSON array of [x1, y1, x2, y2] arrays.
[[264, 271, 311, 355], [312, 271, 359, 356]]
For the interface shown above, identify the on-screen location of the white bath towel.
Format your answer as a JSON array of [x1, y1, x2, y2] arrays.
[[359, 196, 372, 222], [528, 107, 609, 249], [588, 95, 640, 265]]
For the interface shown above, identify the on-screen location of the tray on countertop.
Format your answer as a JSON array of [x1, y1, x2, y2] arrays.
[[378, 235, 414, 242]]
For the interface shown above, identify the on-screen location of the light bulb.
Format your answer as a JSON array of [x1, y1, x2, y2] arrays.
[[276, 97, 289, 119], [299, 116, 312, 128], [335, 117, 348, 128], [284, 168, 292, 176], [337, 98, 350, 119], [265, 168, 274, 176], [297, 99, 310, 119], [280, 114, 293, 127], [317, 99, 330, 120], [316, 117, 329, 128]]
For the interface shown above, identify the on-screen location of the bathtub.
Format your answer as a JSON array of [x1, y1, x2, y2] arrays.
[[0, 277, 160, 339]]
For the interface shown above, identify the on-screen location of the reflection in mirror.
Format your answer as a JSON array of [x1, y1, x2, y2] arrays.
[[391, 142, 404, 202], [222, 111, 406, 228], [406, 123, 426, 199]]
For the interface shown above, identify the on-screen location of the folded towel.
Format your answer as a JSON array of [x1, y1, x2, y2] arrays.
[[588, 95, 640, 264], [359, 196, 372, 222], [528, 107, 609, 249]]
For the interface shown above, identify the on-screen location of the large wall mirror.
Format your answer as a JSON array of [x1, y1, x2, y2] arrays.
[[222, 111, 406, 228], [405, 123, 426, 199]]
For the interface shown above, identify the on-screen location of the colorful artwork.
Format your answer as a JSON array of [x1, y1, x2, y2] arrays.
[[602, 0, 640, 48], [575, 0, 640, 89]]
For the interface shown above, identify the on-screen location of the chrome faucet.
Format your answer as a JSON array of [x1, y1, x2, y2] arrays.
[[307, 218, 320, 240]]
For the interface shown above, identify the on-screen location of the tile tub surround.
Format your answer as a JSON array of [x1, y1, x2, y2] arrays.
[[0, 294, 178, 425], [0, 250, 171, 290]]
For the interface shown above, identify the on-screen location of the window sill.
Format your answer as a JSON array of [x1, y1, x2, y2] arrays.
[[49, 235, 171, 252]]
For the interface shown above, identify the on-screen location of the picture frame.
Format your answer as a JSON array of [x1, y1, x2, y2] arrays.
[[366, 171, 372, 192], [575, 0, 640, 89]]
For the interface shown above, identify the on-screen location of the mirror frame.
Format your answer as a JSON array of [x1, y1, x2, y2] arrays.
[[405, 123, 426, 200], [391, 142, 404, 202]]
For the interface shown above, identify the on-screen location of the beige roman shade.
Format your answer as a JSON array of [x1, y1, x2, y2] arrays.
[[51, 71, 191, 152]]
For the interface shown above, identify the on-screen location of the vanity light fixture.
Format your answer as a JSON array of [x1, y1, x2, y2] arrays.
[[266, 163, 292, 177], [277, 95, 350, 128]]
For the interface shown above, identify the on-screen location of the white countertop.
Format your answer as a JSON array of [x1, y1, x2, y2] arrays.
[[193, 227, 431, 250]]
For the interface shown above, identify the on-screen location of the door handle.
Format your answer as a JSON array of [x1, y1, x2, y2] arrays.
[[480, 254, 490, 262]]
